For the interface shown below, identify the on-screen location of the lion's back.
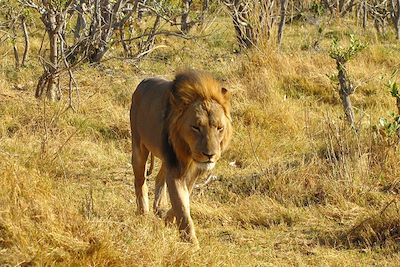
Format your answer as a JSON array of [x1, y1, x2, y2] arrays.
[[130, 77, 173, 159]]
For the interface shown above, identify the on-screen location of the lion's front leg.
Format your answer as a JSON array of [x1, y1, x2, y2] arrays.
[[166, 174, 198, 245], [153, 164, 167, 217], [164, 169, 202, 225]]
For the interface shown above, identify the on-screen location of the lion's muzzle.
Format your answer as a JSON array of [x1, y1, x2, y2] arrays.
[[195, 161, 216, 171]]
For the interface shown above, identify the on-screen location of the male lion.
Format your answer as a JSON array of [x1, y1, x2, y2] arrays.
[[130, 70, 232, 244]]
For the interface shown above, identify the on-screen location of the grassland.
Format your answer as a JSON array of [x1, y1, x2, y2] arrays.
[[1, 15, 400, 266]]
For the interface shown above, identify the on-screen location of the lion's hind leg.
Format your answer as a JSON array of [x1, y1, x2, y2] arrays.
[[132, 142, 150, 214]]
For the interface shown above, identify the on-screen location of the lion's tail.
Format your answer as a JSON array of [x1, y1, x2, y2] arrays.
[[146, 153, 155, 177]]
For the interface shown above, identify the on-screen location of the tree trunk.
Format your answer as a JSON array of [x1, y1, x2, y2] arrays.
[[88, 0, 113, 63], [396, 96, 400, 115], [181, 0, 192, 34], [11, 21, 19, 69], [362, 0, 367, 30], [265, 0, 276, 41], [199, 0, 209, 24], [12, 40, 20, 69], [74, 0, 87, 41], [137, 0, 146, 22], [88, 0, 125, 64], [340, 0, 355, 16], [232, 19, 253, 48], [46, 30, 59, 101], [322, 0, 334, 14], [202, 0, 209, 11], [277, 0, 288, 46], [337, 60, 355, 128], [390, 0, 400, 39], [231, 1, 254, 48], [36, 6, 60, 100], [21, 15, 29, 67], [397, 96, 400, 137], [13, 45, 20, 69], [339, 89, 355, 128], [339, 0, 345, 13]]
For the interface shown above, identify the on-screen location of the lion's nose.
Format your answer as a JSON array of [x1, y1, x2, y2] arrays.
[[202, 152, 215, 161]]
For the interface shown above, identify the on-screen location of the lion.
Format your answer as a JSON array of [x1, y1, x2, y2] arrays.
[[130, 70, 232, 245]]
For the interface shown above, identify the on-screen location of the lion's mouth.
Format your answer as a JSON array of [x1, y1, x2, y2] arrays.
[[194, 160, 216, 171]]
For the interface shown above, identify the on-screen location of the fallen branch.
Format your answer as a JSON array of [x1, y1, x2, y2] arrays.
[[194, 174, 218, 189], [347, 198, 398, 238]]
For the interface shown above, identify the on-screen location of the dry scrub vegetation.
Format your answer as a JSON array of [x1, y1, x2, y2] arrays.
[[1, 11, 400, 267]]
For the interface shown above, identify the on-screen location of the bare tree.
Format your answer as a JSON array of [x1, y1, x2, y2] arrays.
[[233, 1, 254, 48], [114, 2, 204, 60], [136, 12, 161, 59], [224, 0, 254, 48], [63, 0, 199, 64], [389, 0, 400, 39], [322, 0, 356, 16], [370, 0, 390, 37], [73, 0, 136, 64], [88, 0, 125, 63], [2, 2, 30, 69], [329, 36, 366, 129], [277, 0, 288, 47], [336, 58, 356, 128], [180, 0, 216, 34], [119, 13, 135, 58], [22, 0, 75, 101], [224, 0, 276, 49]]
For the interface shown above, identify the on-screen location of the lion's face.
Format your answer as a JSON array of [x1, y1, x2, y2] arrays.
[[179, 100, 230, 171]]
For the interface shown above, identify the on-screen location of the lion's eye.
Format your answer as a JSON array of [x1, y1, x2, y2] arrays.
[[217, 126, 224, 132], [192, 126, 201, 132]]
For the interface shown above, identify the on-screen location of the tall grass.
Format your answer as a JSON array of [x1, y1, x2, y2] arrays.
[[1, 14, 399, 266]]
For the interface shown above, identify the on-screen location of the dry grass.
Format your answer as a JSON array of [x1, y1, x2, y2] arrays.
[[1, 15, 400, 266]]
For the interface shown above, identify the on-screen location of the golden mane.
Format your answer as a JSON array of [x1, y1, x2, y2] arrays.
[[167, 70, 232, 167], [171, 70, 230, 115]]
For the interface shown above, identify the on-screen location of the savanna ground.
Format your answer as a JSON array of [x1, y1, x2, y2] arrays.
[[1, 13, 400, 266]]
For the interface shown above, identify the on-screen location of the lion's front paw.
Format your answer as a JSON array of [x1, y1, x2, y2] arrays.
[[164, 208, 176, 225], [154, 208, 167, 219]]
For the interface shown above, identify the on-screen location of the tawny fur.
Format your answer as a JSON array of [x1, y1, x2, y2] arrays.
[[167, 70, 232, 167], [130, 70, 232, 245]]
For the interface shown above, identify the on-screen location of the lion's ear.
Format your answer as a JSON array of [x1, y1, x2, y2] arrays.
[[221, 87, 231, 100], [169, 90, 186, 111], [169, 90, 179, 106]]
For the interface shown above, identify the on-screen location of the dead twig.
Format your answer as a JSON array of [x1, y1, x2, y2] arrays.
[[194, 174, 218, 189], [246, 126, 265, 174], [50, 127, 81, 163]]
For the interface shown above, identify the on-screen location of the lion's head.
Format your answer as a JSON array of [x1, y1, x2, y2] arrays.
[[167, 70, 232, 171]]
